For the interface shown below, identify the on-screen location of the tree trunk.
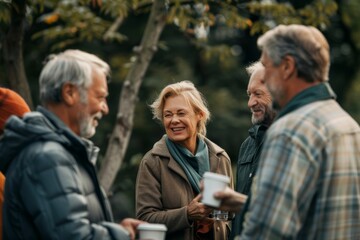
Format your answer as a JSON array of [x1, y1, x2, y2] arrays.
[[99, 0, 167, 194], [3, 1, 34, 109]]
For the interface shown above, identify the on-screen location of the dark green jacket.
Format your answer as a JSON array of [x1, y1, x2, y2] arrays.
[[0, 106, 129, 239], [231, 124, 268, 239]]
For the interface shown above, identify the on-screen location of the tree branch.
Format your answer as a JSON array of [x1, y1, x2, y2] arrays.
[[99, 0, 168, 194], [103, 16, 124, 41]]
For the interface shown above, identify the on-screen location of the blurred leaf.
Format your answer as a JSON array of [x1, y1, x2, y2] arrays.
[[101, 0, 129, 18], [0, 3, 11, 24], [38, 12, 60, 24]]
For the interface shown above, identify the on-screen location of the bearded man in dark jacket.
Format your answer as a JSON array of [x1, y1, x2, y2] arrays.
[[0, 50, 143, 239], [231, 61, 277, 239]]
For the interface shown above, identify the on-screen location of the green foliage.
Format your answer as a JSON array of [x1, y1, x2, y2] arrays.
[[338, 0, 360, 117], [344, 71, 360, 123], [249, 21, 270, 35], [222, 10, 251, 30], [248, 2, 296, 22], [101, 0, 130, 18], [341, 0, 360, 49], [200, 44, 234, 68], [167, 3, 197, 30], [299, 0, 338, 27], [1, 0, 338, 62], [0, 3, 11, 25], [247, 0, 337, 34], [31, 1, 125, 50]]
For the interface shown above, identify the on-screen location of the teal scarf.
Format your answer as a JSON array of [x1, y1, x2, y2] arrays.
[[166, 136, 210, 193], [276, 82, 336, 120]]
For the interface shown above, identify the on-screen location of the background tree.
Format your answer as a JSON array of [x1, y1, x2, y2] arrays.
[[0, 0, 33, 108], [98, 0, 168, 193]]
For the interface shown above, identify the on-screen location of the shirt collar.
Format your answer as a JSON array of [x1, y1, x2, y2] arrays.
[[276, 82, 336, 120]]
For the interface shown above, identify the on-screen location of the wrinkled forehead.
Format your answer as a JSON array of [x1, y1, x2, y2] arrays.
[[248, 68, 265, 87]]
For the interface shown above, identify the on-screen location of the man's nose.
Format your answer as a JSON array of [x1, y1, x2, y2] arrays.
[[101, 101, 109, 115], [248, 95, 257, 108]]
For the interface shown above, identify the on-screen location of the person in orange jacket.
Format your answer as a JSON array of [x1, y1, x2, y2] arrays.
[[0, 87, 31, 240]]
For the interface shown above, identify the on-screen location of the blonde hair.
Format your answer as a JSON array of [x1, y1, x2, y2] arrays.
[[150, 80, 210, 137]]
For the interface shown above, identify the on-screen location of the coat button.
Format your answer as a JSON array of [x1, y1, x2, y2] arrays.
[[216, 227, 220, 231]]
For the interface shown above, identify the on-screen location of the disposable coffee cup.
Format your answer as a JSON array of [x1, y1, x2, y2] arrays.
[[137, 223, 167, 240], [202, 172, 230, 207]]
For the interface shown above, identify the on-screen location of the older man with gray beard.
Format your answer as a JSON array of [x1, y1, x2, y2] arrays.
[[0, 49, 144, 240], [230, 61, 276, 239]]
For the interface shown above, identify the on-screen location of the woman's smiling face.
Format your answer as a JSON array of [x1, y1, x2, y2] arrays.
[[162, 94, 202, 152]]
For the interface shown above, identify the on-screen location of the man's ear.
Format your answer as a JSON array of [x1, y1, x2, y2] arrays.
[[61, 83, 79, 106], [282, 55, 296, 80]]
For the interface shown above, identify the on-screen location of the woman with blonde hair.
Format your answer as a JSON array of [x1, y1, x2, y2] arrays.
[[136, 80, 233, 240]]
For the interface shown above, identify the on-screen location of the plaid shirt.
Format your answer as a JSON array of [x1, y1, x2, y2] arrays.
[[241, 99, 360, 239]]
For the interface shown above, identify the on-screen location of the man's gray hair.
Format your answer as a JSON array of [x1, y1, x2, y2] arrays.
[[39, 49, 110, 104], [257, 24, 330, 83], [246, 61, 264, 76]]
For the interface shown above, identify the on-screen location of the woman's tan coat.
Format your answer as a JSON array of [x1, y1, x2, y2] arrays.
[[136, 135, 234, 240]]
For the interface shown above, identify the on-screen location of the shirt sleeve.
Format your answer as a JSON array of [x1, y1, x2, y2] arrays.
[[240, 130, 317, 239]]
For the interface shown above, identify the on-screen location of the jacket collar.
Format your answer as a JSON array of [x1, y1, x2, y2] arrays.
[[248, 124, 268, 142], [37, 106, 97, 165]]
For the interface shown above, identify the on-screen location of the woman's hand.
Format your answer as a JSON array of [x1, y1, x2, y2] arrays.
[[187, 194, 213, 221]]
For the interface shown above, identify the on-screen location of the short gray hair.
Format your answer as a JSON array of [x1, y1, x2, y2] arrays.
[[246, 61, 264, 76], [257, 24, 330, 83], [150, 80, 210, 137], [39, 49, 110, 104]]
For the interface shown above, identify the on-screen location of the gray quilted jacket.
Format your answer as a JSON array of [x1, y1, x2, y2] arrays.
[[0, 106, 129, 240]]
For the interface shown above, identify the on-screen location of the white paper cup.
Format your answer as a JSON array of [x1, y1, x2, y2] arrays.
[[202, 172, 230, 207], [137, 223, 167, 240]]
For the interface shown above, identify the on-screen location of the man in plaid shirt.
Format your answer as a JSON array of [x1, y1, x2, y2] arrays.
[[214, 24, 360, 239]]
